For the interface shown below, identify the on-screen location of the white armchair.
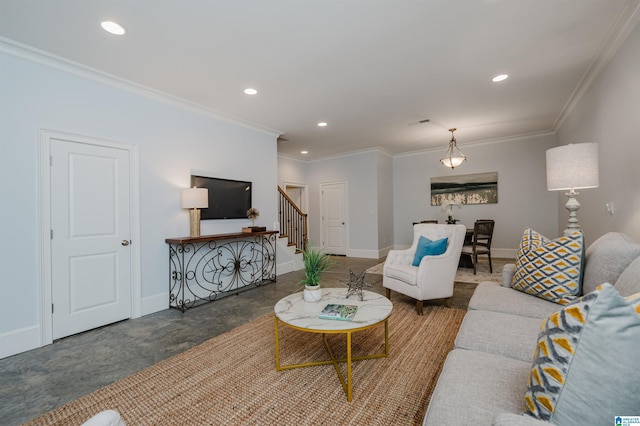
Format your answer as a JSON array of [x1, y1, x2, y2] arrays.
[[383, 223, 466, 314]]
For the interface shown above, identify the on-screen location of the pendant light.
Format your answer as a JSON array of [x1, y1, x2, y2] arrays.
[[440, 128, 466, 169]]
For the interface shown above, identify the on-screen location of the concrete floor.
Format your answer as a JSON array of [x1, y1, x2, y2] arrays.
[[0, 256, 475, 425]]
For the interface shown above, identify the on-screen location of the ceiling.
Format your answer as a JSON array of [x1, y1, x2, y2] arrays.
[[1, 1, 638, 160]]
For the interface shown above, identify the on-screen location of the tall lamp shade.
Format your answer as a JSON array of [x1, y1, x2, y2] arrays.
[[546, 143, 599, 235], [181, 187, 208, 237]]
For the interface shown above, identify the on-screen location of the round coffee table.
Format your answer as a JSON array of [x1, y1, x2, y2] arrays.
[[274, 288, 393, 401]]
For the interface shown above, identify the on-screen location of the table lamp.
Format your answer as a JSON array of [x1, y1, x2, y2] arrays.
[[546, 143, 599, 236], [181, 187, 208, 237]]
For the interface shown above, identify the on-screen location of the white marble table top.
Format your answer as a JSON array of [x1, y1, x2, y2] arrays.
[[274, 288, 393, 332]]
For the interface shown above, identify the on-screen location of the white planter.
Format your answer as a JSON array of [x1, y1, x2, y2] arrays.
[[303, 285, 322, 303]]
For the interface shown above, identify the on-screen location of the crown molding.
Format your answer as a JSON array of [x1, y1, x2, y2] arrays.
[[0, 37, 282, 138], [553, 1, 640, 131]]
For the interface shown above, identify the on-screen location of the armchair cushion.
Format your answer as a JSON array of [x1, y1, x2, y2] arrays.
[[412, 236, 448, 266], [511, 228, 584, 305], [524, 284, 640, 425]]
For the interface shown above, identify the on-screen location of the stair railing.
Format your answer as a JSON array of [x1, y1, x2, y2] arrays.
[[277, 186, 308, 253]]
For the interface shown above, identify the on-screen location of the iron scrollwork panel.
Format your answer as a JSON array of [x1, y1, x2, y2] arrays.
[[169, 234, 276, 311]]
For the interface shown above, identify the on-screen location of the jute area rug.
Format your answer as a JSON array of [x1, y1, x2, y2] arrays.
[[367, 258, 511, 285], [25, 300, 465, 426]]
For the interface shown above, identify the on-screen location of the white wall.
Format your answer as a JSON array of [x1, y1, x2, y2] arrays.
[[0, 48, 278, 358], [306, 150, 380, 257], [377, 152, 394, 256], [393, 134, 560, 255], [556, 21, 640, 245], [279, 150, 389, 258]]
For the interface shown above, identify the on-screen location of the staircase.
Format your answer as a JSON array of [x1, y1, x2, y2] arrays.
[[276, 186, 307, 273]]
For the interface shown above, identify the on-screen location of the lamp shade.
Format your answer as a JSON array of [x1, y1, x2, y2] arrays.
[[181, 187, 208, 209], [546, 143, 599, 191]]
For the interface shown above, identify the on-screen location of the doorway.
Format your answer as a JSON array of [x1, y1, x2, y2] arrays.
[[320, 181, 348, 255], [39, 130, 141, 344]]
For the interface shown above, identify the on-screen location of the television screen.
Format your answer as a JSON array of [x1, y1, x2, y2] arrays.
[[190, 175, 252, 220]]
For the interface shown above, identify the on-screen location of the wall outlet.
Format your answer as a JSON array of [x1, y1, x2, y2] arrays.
[[606, 202, 615, 215]]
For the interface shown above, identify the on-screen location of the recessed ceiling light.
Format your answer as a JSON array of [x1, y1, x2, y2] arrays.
[[244, 88, 258, 95], [301, 150, 309, 154], [317, 122, 328, 127], [101, 21, 126, 36], [492, 74, 509, 82]]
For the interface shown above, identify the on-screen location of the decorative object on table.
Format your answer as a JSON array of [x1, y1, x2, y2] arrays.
[[181, 187, 208, 237], [247, 207, 259, 225], [242, 207, 266, 233], [298, 246, 333, 302], [318, 303, 358, 321], [341, 269, 373, 301], [439, 128, 467, 169], [546, 142, 599, 236], [441, 201, 462, 224]]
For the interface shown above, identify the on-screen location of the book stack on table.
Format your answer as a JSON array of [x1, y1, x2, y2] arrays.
[[319, 304, 358, 321]]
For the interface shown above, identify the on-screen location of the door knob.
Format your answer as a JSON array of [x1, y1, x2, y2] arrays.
[[121, 240, 130, 246]]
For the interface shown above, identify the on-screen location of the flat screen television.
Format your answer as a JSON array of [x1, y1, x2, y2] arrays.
[[190, 175, 252, 220]]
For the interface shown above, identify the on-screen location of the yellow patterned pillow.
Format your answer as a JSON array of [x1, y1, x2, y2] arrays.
[[524, 284, 640, 424], [511, 228, 584, 304]]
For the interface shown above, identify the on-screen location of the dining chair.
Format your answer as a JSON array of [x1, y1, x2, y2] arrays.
[[460, 220, 495, 274]]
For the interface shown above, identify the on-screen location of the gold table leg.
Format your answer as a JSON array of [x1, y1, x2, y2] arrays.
[[274, 318, 389, 402]]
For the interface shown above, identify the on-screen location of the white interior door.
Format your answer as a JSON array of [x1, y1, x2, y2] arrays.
[[50, 138, 132, 339], [321, 181, 347, 255]]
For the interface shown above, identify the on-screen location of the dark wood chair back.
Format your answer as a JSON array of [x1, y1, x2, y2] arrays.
[[472, 219, 495, 249]]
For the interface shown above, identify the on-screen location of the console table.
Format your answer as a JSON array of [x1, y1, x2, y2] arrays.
[[165, 231, 278, 311]]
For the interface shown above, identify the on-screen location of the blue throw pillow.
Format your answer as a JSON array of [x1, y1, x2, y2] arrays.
[[412, 236, 448, 266]]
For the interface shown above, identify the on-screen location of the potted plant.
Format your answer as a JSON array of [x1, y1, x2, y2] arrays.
[[299, 246, 333, 302]]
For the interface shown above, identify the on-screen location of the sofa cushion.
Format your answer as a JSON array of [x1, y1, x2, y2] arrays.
[[511, 229, 584, 305], [583, 232, 640, 294], [492, 413, 551, 426], [455, 310, 542, 362], [524, 284, 640, 425], [468, 282, 562, 319], [423, 349, 532, 426], [614, 256, 640, 297], [412, 236, 448, 266]]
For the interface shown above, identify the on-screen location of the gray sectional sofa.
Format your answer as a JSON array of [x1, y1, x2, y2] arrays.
[[423, 232, 640, 425]]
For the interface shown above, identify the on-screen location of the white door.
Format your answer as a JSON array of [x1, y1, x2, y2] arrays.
[[50, 138, 132, 339], [321, 182, 347, 255]]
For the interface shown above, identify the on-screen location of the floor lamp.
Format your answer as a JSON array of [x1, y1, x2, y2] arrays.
[[182, 187, 208, 237], [546, 143, 599, 236]]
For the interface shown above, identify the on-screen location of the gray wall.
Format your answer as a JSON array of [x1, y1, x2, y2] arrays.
[[306, 151, 380, 257], [377, 152, 394, 254], [556, 20, 640, 245], [0, 48, 278, 357], [392, 134, 559, 254]]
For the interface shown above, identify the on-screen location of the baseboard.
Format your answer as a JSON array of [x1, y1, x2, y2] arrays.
[[492, 248, 517, 259], [377, 245, 393, 259], [277, 260, 295, 276], [141, 292, 169, 316], [346, 248, 379, 259], [0, 325, 40, 359]]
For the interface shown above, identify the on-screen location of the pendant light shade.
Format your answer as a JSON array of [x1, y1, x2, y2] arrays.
[[440, 128, 466, 169]]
